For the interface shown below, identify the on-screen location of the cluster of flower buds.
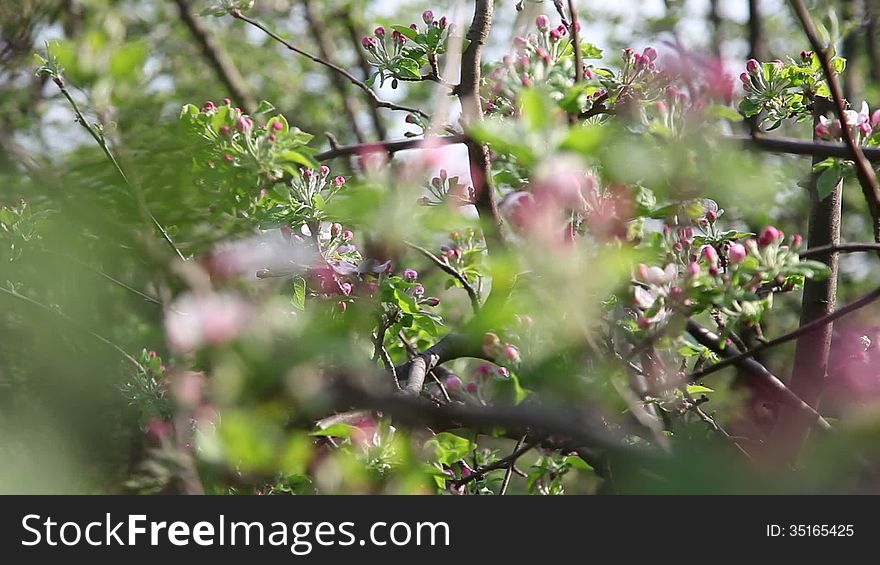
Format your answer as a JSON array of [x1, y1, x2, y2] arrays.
[[482, 332, 521, 367], [739, 58, 784, 93], [419, 168, 475, 207], [815, 101, 880, 143], [621, 46, 659, 81], [288, 165, 346, 210]]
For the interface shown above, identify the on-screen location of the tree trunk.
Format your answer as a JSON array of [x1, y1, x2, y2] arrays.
[[771, 97, 842, 460]]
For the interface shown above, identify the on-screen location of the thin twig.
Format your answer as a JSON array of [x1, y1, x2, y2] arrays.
[[301, 0, 367, 143], [688, 286, 880, 384], [0, 286, 144, 371], [405, 241, 480, 313], [453, 437, 539, 487], [737, 133, 880, 161], [51, 78, 185, 261], [799, 242, 880, 258], [499, 434, 527, 494], [789, 0, 880, 243], [231, 10, 429, 119]]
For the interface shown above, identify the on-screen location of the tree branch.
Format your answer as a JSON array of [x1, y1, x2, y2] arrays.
[[314, 134, 466, 161], [405, 241, 480, 313], [789, 0, 880, 243], [301, 0, 367, 143], [685, 319, 832, 431], [453, 436, 539, 487], [173, 0, 256, 114], [230, 10, 429, 119]]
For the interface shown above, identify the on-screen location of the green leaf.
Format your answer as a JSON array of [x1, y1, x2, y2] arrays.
[[109, 41, 148, 82], [391, 25, 420, 42], [705, 104, 744, 122], [830, 57, 847, 75], [816, 161, 842, 200], [310, 423, 359, 439], [291, 276, 306, 310], [521, 88, 556, 132], [395, 58, 423, 80], [686, 385, 715, 395], [426, 432, 475, 466]]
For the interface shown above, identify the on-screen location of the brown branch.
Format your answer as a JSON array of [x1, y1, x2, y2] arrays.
[[736, 133, 880, 161], [332, 378, 644, 455], [747, 0, 767, 61], [405, 241, 480, 313], [301, 0, 366, 143], [459, 1, 506, 259], [568, 0, 583, 83], [799, 242, 880, 257], [315, 134, 466, 161], [173, 0, 256, 114], [789, 0, 880, 243], [230, 10, 429, 119], [685, 319, 833, 431], [453, 436, 539, 488]]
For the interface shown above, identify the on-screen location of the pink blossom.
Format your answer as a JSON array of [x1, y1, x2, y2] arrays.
[[333, 175, 346, 187], [235, 115, 253, 133], [503, 345, 521, 364], [445, 375, 462, 391], [403, 268, 418, 281], [758, 226, 783, 247], [536, 14, 550, 31], [643, 46, 658, 61], [728, 243, 747, 263], [164, 292, 252, 353]]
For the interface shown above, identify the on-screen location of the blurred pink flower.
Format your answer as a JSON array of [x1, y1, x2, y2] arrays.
[[165, 292, 252, 353]]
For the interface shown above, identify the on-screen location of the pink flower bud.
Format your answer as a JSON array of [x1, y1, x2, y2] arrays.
[[497, 367, 510, 378], [222, 98, 232, 106], [476, 364, 494, 377], [422, 10, 434, 25], [556, 24, 567, 36], [270, 120, 284, 131], [235, 115, 253, 133], [423, 297, 441, 307], [405, 113, 417, 124], [342, 229, 354, 241], [637, 315, 651, 330], [746, 59, 760, 74], [702, 245, 719, 264], [412, 284, 425, 296], [374, 26, 385, 37], [801, 50, 813, 61], [728, 243, 747, 263], [340, 282, 352, 295], [739, 72, 750, 87], [333, 176, 346, 187], [503, 344, 521, 364], [466, 382, 478, 394], [792, 234, 804, 247], [706, 210, 717, 223], [549, 29, 561, 42], [219, 125, 232, 136], [669, 286, 684, 300], [223, 153, 235, 162], [758, 226, 783, 247], [403, 268, 418, 281], [536, 14, 550, 31], [201, 100, 216, 112], [362, 36, 378, 49], [872, 109, 880, 129], [687, 262, 701, 278], [444, 375, 462, 391], [320, 165, 330, 176], [439, 16, 447, 30], [643, 46, 658, 61]]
